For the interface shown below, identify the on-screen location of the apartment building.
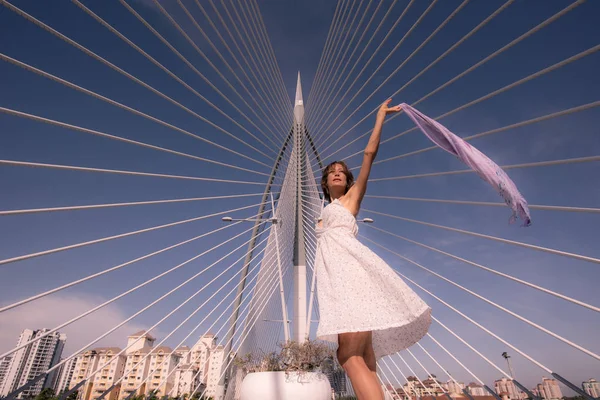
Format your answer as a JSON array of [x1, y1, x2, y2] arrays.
[[0, 329, 66, 399]]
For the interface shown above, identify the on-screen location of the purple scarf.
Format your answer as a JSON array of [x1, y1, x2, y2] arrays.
[[399, 103, 531, 226]]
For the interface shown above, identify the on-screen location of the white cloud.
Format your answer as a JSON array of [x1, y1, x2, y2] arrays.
[[0, 293, 154, 358]]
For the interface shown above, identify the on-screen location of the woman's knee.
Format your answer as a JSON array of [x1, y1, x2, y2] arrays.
[[337, 331, 369, 366]]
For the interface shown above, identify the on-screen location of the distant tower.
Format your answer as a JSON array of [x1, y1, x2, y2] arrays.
[[222, 72, 323, 400], [293, 72, 308, 343]]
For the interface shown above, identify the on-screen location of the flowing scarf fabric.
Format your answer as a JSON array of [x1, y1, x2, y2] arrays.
[[399, 103, 532, 226]]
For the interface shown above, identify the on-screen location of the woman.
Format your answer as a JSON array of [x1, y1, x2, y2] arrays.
[[315, 99, 432, 400]]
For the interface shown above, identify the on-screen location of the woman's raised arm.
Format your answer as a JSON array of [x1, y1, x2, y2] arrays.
[[347, 99, 402, 210]]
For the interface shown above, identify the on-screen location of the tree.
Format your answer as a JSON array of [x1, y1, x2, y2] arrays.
[[35, 388, 56, 400], [190, 394, 212, 400], [66, 390, 78, 400], [146, 390, 159, 400]]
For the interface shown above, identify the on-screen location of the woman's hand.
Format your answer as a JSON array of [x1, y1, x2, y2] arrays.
[[377, 99, 402, 119]]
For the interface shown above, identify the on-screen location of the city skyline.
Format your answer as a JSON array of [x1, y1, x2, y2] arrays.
[[2, 328, 598, 400]]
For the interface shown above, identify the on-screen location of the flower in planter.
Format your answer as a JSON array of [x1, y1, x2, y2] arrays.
[[279, 340, 334, 373], [234, 340, 335, 375]]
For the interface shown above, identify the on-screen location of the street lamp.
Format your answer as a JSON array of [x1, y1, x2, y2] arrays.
[[502, 352, 516, 378], [221, 216, 278, 224], [315, 217, 374, 223]]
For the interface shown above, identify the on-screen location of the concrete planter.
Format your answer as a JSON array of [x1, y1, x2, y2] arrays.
[[240, 371, 332, 400]]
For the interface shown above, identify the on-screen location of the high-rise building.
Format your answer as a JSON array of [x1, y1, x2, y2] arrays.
[[403, 376, 427, 397], [205, 345, 226, 400], [422, 374, 445, 395], [582, 379, 600, 398], [190, 333, 216, 386], [173, 365, 202, 398], [160, 335, 222, 399], [0, 329, 67, 399], [329, 369, 348, 396], [384, 384, 407, 400], [445, 379, 466, 395], [53, 357, 78, 395], [117, 331, 155, 400], [321, 356, 347, 398], [0, 356, 13, 394], [536, 377, 563, 400], [87, 348, 126, 400], [69, 349, 101, 400], [495, 377, 521, 400], [125, 331, 155, 355], [467, 382, 487, 396], [172, 346, 200, 397], [69, 347, 126, 400], [143, 347, 180, 398], [174, 346, 190, 365]]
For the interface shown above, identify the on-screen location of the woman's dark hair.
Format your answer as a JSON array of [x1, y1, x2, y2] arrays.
[[321, 160, 354, 202]]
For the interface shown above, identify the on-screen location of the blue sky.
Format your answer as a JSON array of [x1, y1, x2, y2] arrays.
[[0, 0, 599, 394]]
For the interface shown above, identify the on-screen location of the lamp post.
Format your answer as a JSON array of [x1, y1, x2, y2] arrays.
[[221, 216, 278, 224], [502, 352, 524, 399], [315, 217, 374, 223], [502, 352, 515, 379]]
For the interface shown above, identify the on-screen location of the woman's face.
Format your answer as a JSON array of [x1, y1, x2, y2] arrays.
[[327, 163, 347, 192]]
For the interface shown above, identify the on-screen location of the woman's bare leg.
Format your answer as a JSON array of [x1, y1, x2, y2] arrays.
[[363, 332, 384, 398], [337, 331, 384, 400]]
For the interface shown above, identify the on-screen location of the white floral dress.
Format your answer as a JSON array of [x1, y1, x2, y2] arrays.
[[315, 199, 431, 359]]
